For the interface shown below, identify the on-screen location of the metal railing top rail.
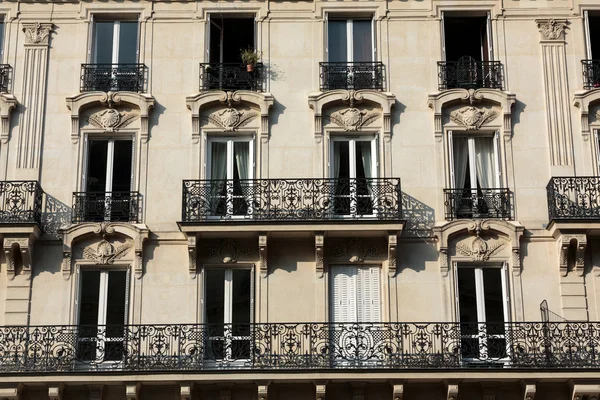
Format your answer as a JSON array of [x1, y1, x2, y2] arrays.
[[546, 176, 600, 221], [1, 322, 600, 374]]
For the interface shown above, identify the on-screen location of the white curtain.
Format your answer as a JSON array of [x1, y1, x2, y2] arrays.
[[210, 142, 227, 180], [234, 142, 250, 180], [359, 141, 372, 179], [474, 137, 495, 189], [453, 137, 469, 189]]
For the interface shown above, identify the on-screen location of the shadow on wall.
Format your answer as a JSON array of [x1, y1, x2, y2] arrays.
[[401, 191, 435, 238], [41, 194, 71, 237]]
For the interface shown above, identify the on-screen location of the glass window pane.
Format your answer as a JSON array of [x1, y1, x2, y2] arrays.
[[483, 268, 505, 325], [328, 20, 347, 62], [231, 269, 251, 329], [333, 141, 350, 179], [118, 22, 138, 64], [210, 142, 228, 180], [233, 142, 250, 180], [94, 22, 114, 64], [105, 271, 127, 328], [355, 141, 372, 179], [79, 270, 101, 329], [352, 20, 372, 62], [458, 268, 478, 334], [205, 269, 225, 327], [86, 140, 108, 192], [111, 140, 133, 192]]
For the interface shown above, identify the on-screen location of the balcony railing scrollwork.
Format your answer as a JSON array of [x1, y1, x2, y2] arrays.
[[444, 188, 512, 220], [438, 58, 503, 90], [582, 60, 600, 90], [80, 64, 147, 92], [0, 181, 43, 224], [0, 322, 599, 373], [181, 178, 402, 222], [72, 191, 142, 224], [546, 176, 600, 220], [0, 64, 11, 93], [199, 63, 264, 92], [320, 62, 384, 91]]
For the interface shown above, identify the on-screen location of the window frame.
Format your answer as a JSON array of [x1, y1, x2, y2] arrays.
[[448, 130, 501, 190], [82, 135, 136, 194], [329, 264, 381, 323], [206, 136, 255, 181], [89, 16, 140, 64], [325, 17, 376, 63], [441, 11, 494, 62]]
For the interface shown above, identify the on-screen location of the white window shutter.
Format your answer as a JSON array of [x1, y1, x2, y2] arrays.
[[493, 131, 501, 187], [87, 15, 95, 62], [501, 262, 510, 323], [357, 267, 380, 322], [453, 262, 460, 322], [595, 130, 600, 175], [331, 266, 357, 323], [371, 18, 377, 59], [585, 11, 592, 60], [124, 268, 131, 324], [486, 11, 494, 61], [440, 11, 446, 61], [324, 13, 329, 59], [448, 131, 455, 187], [206, 14, 211, 62]]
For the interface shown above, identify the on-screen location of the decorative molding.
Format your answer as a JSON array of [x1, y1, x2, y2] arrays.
[[523, 384, 536, 400], [573, 90, 600, 142], [449, 106, 499, 130], [207, 108, 259, 131], [315, 232, 324, 278], [388, 232, 398, 276], [88, 108, 139, 132], [48, 385, 64, 400], [204, 239, 252, 264], [512, 248, 522, 276], [22, 22, 52, 45], [439, 248, 449, 277], [134, 250, 143, 279], [3, 237, 34, 279], [330, 108, 379, 131], [0, 94, 17, 145], [0, 387, 21, 400], [571, 384, 600, 400], [259, 234, 268, 278], [125, 383, 141, 400], [332, 238, 380, 263], [456, 236, 508, 262], [180, 383, 194, 400], [83, 239, 131, 265], [536, 19, 568, 41], [392, 384, 404, 400], [187, 235, 197, 278], [315, 384, 326, 400]]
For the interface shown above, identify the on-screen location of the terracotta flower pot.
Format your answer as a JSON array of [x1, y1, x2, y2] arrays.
[[247, 64, 254, 72]]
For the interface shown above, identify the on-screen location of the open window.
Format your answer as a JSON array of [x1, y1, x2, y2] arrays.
[[331, 137, 376, 217], [77, 268, 129, 366], [583, 11, 600, 88], [456, 263, 509, 364], [201, 15, 261, 91], [204, 267, 253, 363], [78, 138, 135, 222], [440, 12, 501, 89]]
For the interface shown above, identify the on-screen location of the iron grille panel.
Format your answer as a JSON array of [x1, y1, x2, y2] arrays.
[[319, 62, 384, 91], [71, 192, 142, 223], [444, 188, 512, 221], [181, 178, 402, 222], [583, 60, 600, 90], [0, 181, 43, 224], [546, 176, 600, 220], [80, 64, 147, 92], [199, 63, 265, 92], [0, 64, 11, 93], [438, 60, 503, 90]]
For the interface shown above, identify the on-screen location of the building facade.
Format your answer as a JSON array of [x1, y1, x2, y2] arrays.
[[0, 0, 599, 399]]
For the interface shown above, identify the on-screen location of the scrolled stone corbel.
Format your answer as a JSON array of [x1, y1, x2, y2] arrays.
[[388, 232, 397, 276], [259, 233, 268, 278], [315, 232, 324, 278], [125, 383, 141, 400], [188, 235, 197, 278], [315, 384, 326, 400]]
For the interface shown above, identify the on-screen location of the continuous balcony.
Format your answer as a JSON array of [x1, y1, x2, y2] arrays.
[[320, 62, 384, 91], [0, 181, 43, 225], [546, 176, 600, 221], [199, 63, 264, 92], [181, 178, 402, 224], [80, 64, 147, 92], [72, 192, 142, 224], [0, 322, 599, 374], [0, 64, 11, 93], [437, 59, 503, 90], [582, 60, 600, 90], [444, 188, 512, 220]]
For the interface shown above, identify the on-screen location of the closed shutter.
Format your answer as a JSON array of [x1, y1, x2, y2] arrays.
[[453, 262, 460, 322], [440, 11, 446, 61], [206, 13, 211, 63], [357, 266, 380, 322], [493, 131, 501, 187], [331, 266, 357, 323], [87, 15, 95, 63], [448, 131, 455, 187], [486, 11, 494, 61], [501, 262, 510, 323], [585, 11, 592, 60]]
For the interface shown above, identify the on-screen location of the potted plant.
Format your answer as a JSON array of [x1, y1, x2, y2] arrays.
[[240, 48, 261, 72]]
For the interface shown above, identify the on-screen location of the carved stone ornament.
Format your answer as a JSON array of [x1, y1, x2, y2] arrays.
[[83, 239, 131, 265], [88, 108, 138, 132], [449, 106, 499, 130], [456, 236, 508, 262], [330, 108, 379, 131], [537, 19, 567, 41], [333, 238, 380, 263], [315, 233, 324, 278], [23, 23, 52, 45], [208, 108, 259, 131], [205, 239, 252, 264]]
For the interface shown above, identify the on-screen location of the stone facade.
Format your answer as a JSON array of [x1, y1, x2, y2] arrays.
[[0, 0, 599, 399]]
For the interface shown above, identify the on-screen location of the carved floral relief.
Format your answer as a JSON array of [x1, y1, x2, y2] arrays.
[[207, 108, 259, 131], [449, 106, 499, 130], [329, 108, 380, 131], [83, 239, 131, 265], [87, 109, 139, 132]]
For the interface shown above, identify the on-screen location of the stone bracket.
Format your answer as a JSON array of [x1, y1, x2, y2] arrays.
[[571, 384, 600, 400], [0, 386, 21, 400], [315, 384, 326, 400], [315, 232, 324, 278], [188, 234, 197, 278], [258, 384, 269, 400], [392, 384, 404, 400], [446, 383, 458, 400], [48, 385, 64, 400], [125, 383, 141, 400], [522, 383, 536, 400], [388, 231, 398, 276], [180, 382, 194, 400], [559, 234, 587, 277], [259, 233, 268, 278], [3, 236, 35, 279]]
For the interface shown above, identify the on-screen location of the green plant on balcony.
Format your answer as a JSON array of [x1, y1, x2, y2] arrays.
[[240, 48, 261, 72]]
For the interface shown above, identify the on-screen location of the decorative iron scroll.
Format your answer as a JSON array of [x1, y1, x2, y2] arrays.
[[199, 63, 264, 92], [181, 178, 402, 222], [71, 191, 142, 223], [0, 64, 10, 94], [0, 181, 43, 224], [437, 60, 503, 91], [80, 64, 147, 93], [0, 322, 599, 372], [547, 177, 600, 220], [444, 188, 512, 221], [582, 60, 600, 90], [319, 62, 384, 91]]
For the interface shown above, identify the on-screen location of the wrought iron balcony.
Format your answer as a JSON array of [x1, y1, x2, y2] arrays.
[[199, 63, 264, 92], [0, 64, 10, 93], [320, 62, 384, 91], [582, 60, 600, 90], [80, 64, 147, 92], [444, 188, 512, 221], [438, 59, 503, 90], [546, 176, 600, 220], [181, 178, 401, 223], [0, 181, 43, 224], [72, 191, 142, 224], [0, 322, 599, 373]]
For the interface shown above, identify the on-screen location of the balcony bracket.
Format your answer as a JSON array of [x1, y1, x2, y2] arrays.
[[125, 383, 141, 400], [391, 383, 404, 400], [0, 93, 17, 145], [559, 234, 587, 277], [446, 383, 458, 400], [315, 233, 324, 278], [315, 384, 326, 400], [187, 235, 197, 278], [259, 234, 268, 278], [48, 385, 64, 400], [0, 386, 22, 400], [571, 384, 600, 400], [3, 235, 36, 279], [573, 89, 600, 142], [388, 232, 398, 277], [522, 383, 536, 400], [180, 383, 194, 400], [258, 384, 269, 400]]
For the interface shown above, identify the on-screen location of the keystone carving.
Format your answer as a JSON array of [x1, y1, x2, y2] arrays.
[[83, 240, 131, 265], [449, 106, 498, 130], [208, 108, 258, 131], [88, 108, 139, 132], [330, 108, 379, 131]]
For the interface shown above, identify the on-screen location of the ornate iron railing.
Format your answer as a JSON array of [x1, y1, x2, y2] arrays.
[[199, 63, 264, 92], [71, 192, 142, 223], [444, 188, 512, 221], [582, 60, 600, 90], [0, 322, 599, 373], [0, 181, 43, 224], [438, 60, 503, 90], [320, 62, 384, 91], [181, 178, 402, 222], [80, 64, 147, 92], [0, 64, 11, 93], [546, 176, 600, 220]]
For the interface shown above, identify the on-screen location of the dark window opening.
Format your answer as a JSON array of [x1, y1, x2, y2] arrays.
[[209, 17, 255, 64], [588, 13, 600, 59], [444, 15, 489, 62]]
